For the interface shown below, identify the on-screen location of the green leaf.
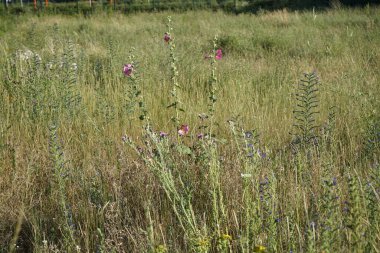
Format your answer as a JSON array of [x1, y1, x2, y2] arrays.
[[176, 144, 192, 155]]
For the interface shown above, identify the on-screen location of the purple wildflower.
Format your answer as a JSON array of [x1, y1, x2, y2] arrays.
[[245, 131, 253, 138], [123, 64, 133, 77], [164, 32, 171, 43], [122, 135, 130, 143], [257, 149, 267, 159], [159, 131, 168, 138]]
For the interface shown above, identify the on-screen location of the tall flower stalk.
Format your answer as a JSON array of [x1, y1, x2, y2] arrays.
[[165, 16, 183, 127], [124, 47, 148, 126], [208, 35, 219, 134]]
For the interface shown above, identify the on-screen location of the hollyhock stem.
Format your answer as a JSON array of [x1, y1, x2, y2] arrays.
[[208, 35, 219, 134], [166, 16, 183, 130]]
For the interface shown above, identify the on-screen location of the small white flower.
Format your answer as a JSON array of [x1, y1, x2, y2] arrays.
[[17, 49, 42, 62], [22, 49, 34, 60], [71, 63, 78, 71], [241, 173, 252, 178]]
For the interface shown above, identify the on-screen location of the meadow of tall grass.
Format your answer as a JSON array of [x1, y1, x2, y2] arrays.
[[0, 7, 379, 252]]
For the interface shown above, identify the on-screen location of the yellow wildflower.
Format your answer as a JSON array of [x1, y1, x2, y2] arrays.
[[221, 234, 232, 241], [155, 244, 168, 253], [198, 238, 210, 247], [253, 245, 266, 252]]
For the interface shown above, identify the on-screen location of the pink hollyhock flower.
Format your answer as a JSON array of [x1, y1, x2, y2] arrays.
[[164, 32, 171, 43], [123, 64, 133, 77], [215, 49, 223, 60], [178, 124, 189, 136]]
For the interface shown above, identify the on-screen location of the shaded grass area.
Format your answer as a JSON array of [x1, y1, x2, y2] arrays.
[[0, 0, 379, 15], [0, 8, 379, 252]]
